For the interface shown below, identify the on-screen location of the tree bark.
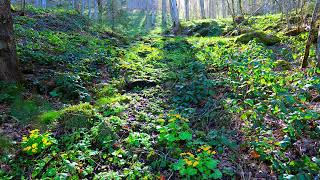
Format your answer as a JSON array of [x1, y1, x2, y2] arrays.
[[317, 24, 320, 68], [162, 0, 167, 27], [170, 0, 180, 34], [185, 0, 190, 21], [0, 0, 22, 82], [301, 0, 320, 68], [200, 0, 205, 18]]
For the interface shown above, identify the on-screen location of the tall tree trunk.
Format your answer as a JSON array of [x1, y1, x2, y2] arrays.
[[317, 24, 320, 68], [238, 0, 244, 16], [301, 0, 320, 68], [221, 0, 227, 18], [94, 0, 98, 20], [151, 0, 157, 28], [42, 0, 46, 8], [283, 0, 291, 29], [97, 0, 102, 21], [81, 0, 85, 15], [162, 0, 167, 27], [145, 0, 151, 29], [34, 0, 39, 7], [185, 0, 190, 21], [0, 0, 22, 82], [200, 0, 205, 18], [170, 0, 180, 34], [88, 0, 91, 18]]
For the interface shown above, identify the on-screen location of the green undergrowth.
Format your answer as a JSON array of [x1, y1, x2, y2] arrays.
[[1, 8, 320, 179]]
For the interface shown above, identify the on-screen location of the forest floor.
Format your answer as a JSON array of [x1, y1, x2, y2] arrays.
[[0, 8, 320, 179]]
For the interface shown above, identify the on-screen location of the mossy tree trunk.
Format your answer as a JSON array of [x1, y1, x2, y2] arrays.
[[0, 0, 22, 82], [301, 0, 320, 68], [317, 24, 320, 68]]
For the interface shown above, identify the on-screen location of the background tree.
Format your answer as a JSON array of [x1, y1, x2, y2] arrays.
[[301, 0, 320, 68], [162, 0, 167, 27], [0, 0, 22, 82], [170, 0, 180, 34], [200, 0, 205, 18], [185, 0, 190, 21]]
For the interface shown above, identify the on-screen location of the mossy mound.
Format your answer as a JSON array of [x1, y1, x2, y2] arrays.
[[39, 103, 98, 132], [274, 60, 292, 71], [235, 31, 280, 45], [181, 20, 223, 37]]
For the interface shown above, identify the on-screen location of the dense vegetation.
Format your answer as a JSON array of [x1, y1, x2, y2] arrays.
[[1, 4, 320, 180]]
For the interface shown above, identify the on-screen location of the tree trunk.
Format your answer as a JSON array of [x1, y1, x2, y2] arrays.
[[283, 0, 291, 29], [0, 0, 22, 82], [151, 0, 157, 28], [238, 0, 244, 16], [88, 0, 91, 18], [185, 0, 190, 21], [145, 0, 152, 29], [200, 0, 205, 18], [170, 0, 180, 34], [301, 0, 320, 68], [94, 0, 98, 20], [162, 0, 167, 27], [97, 0, 102, 21], [221, 0, 227, 18], [317, 24, 320, 68], [81, 0, 85, 15]]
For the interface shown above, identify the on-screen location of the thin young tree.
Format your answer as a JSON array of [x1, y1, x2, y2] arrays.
[[0, 0, 22, 82], [301, 0, 320, 68]]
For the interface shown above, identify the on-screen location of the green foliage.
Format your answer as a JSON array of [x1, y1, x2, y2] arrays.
[[0, 82, 23, 103], [10, 97, 51, 124], [50, 73, 91, 102], [174, 145, 221, 179]]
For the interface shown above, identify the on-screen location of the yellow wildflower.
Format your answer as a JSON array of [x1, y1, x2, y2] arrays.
[[180, 153, 187, 156], [30, 133, 38, 138], [184, 159, 193, 166], [22, 136, 28, 142], [32, 143, 38, 148], [211, 151, 217, 155], [193, 161, 199, 167], [30, 129, 40, 134], [175, 114, 181, 119], [168, 118, 175, 123], [186, 152, 194, 158], [23, 146, 31, 151], [201, 145, 211, 151], [31, 149, 37, 153]]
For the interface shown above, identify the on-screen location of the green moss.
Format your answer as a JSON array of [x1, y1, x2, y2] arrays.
[[39, 111, 61, 124], [274, 60, 292, 70], [235, 31, 280, 45]]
